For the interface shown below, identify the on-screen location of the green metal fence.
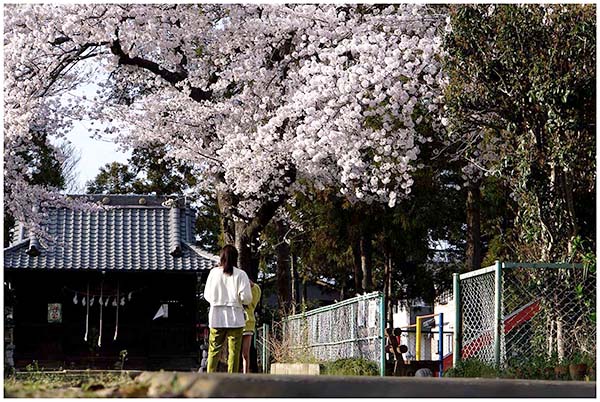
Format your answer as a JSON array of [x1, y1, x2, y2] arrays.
[[453, 261, 596, 370], [256, 323, 270, 374], [269, 292, 386, 376]]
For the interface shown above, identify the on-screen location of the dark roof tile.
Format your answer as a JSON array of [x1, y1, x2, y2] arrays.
[[4, 196, 218, 272]]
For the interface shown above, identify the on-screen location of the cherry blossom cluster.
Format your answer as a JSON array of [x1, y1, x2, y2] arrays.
[[5, 4, 446, 228]]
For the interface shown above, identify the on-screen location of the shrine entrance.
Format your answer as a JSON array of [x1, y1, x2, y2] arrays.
[[5, 270, 207, 371]]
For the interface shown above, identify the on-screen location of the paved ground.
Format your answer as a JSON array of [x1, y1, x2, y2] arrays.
[[136, 371, 596, 398]]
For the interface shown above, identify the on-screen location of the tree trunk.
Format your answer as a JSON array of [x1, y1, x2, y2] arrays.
[[360, 232, 373, 292], [275, 220, 291, 312], [556, 317, 565, 361], [352, 240, 364, 295], [561, 169, 579, 256], [290, 253, 298, 314], [232, 221, 258, 281], [466, 180, 482, 272], [216, 182, 293, 281], [217, 189, 236, 245], [301, 276, 307, 307], [383, 245, 394, 328]]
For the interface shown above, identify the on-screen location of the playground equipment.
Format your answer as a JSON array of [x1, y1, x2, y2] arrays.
[[441, 298, 542, 372], [391, 260, 595, 375], [385, 312, 449, 377]]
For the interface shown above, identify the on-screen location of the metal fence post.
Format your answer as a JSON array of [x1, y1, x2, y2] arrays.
[[452, 273, 461, 368], [494, 261, 503, 370], [379, 292, 386, 377], [266, 323, 270, 373], [416, 316, 423, 361], [438, 312, 444, 377], [262, 323, 268, 374]]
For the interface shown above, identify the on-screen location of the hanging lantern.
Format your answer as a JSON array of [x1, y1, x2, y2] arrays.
[[120, 297, 126, 306], [128, 292, 132, 301], [73, 294, 78, 305], [82, 297, 86, 306], [105, 297, 110, 307], [112, 298, 117, 307], [90, 296, 95, 306], [99, 296, 103, 305]]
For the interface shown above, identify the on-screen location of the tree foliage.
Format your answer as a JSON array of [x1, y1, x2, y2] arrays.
[[443, 4, 595, 261], [3, 130, 76, 246], [4, 4, 446, 277], [4, 4, 596, 310]]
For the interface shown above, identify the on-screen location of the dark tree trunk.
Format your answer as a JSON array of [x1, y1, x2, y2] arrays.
[[352, 240, 364, 295], [215, 171, 295, 281], [234, 222, 259, 281], [301, 277, 307, 306], [383, 244, 394, 328], [275, 220, 291, 311], [558, 168, 579, 257], [360, 232, 373, 292], [290, 253, 298, 314], [466, 180, 482, 272], [217, 189, 236, 245]]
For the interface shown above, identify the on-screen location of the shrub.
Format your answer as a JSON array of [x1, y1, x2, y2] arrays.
[[443, 359, 501, 378], [321, 358, 379, 376]]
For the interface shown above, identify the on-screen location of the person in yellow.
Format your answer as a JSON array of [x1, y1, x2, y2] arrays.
[[241, 280, 261, 373]]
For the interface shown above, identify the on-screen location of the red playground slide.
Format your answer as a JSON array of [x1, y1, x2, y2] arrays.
[[442, 299, 541, 371]]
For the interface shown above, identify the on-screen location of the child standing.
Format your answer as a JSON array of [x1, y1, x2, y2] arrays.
[[241, 280, 261, 373]]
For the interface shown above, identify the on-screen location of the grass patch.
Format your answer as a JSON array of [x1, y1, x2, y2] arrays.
[[320, 358, 379, 376], [4, 372, 138, 398], [443, 359, 501, 378]]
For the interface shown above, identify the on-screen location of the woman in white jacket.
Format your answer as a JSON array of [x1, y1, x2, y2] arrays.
[[203, 244, 252, 373]]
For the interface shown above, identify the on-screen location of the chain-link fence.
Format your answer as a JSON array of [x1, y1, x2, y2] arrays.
[[265, 292, 385, 375], [455, 262, 596, 369], [502, 264, 596, 367]]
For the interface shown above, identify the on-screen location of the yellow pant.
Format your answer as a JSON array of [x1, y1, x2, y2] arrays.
[[207, 327, 244, 373]]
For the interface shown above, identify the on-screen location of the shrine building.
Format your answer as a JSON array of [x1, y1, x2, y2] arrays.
[[4, 195, 217, 370]]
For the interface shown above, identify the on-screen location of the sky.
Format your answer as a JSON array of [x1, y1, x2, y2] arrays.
[[55, 61, 131, 193], [63, 125, 130, 192]]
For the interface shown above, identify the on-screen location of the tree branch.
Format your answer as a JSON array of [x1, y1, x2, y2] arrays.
[[109, 37, 212, 102], [245, 164, 297, 237]]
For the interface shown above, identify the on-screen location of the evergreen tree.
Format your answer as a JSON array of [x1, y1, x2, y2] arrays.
[[444, 4, 595, 261], [85, 161, 139, 194], [4, 130, 68, 246]]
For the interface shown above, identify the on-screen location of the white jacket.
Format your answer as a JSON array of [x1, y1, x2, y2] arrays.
[[204, 266, 252, 328]]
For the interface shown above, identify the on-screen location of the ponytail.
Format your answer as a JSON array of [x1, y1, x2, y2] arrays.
[[219, 244, 238, 276]]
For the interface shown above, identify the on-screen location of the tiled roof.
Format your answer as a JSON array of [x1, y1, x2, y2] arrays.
[[4, 195, 219, 272]]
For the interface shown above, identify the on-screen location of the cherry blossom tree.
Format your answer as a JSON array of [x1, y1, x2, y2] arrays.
[[4, 4, 445, 276]]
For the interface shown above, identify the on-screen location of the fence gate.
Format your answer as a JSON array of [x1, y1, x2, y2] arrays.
[[453, 261, 596, 369]]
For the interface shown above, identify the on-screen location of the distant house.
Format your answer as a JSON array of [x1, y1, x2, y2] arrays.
[[4, 195, 218, 370]]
